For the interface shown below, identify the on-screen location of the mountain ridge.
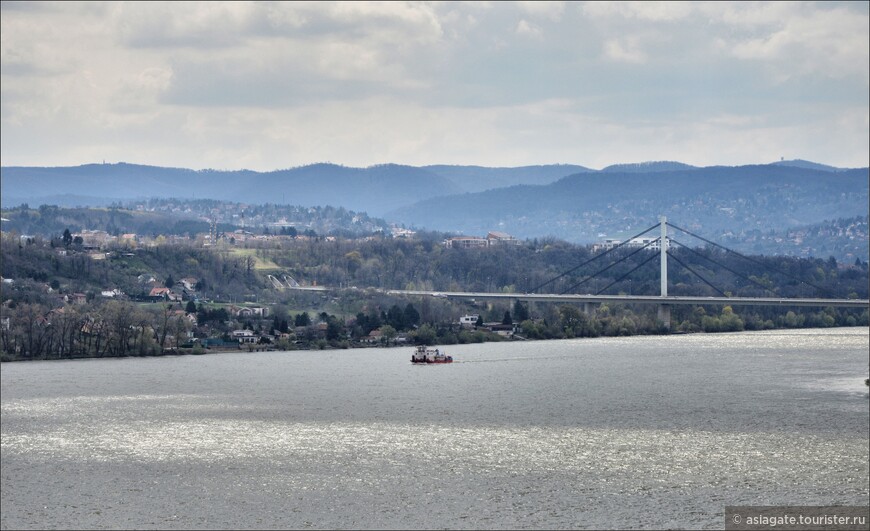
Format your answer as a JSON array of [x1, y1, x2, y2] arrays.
[[3, 160, 866, 255]]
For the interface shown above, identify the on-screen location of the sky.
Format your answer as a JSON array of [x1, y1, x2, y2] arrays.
[[1, 1, 868, 171]]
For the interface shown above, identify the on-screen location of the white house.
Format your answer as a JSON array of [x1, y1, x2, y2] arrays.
[[232, 330, 258, 344], [459, 314, 480, 327], [445, 236, 488, 249]]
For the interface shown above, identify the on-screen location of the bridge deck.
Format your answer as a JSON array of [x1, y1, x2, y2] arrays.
[[288, 286, 869, 308], [390, 290, 869, 308]]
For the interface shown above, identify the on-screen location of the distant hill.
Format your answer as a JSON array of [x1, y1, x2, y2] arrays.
[[0, 163, 253, 206], [388, 165, 869, 258], [423, 164, 590, 193], [1, 162, 595, 216], [0, 162, 458, 217], [3, 160, 867, 260], [601, 161, 697, 173], [768, 159, 846, 172]]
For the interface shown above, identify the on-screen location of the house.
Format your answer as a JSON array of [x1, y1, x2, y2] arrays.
[[483, 322, 517, 338], [75, 229, 114, 250], [248, 306, 270, 318], [487, 231, 520, 246], [459, 314, 480, 327], [276, 332, 295, 343], [364, 328, 383, 343], [171, 310, 198, 328], [444, 236, 488, 249], [232, 329, 258, 344], [149, 287, 171, 299], [66, 293, 87, 305], [232, 306, 270, 318], [391, 227, 416, 239]]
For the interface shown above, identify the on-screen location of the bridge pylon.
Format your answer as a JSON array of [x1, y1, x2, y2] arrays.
[[659, 216, 671, 329]]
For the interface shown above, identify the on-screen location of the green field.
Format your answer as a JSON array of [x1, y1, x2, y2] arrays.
[[228, 248, 281, 271]]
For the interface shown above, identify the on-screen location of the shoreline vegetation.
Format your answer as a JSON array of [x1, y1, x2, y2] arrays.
[[0, 301, 870, 362], [2, 323, 869, 363], [1, 228, 868, 363]]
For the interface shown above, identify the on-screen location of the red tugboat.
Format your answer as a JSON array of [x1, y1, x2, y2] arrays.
[[411, 345, 453, 364]]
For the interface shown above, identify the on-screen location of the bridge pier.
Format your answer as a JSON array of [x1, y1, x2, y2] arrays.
[[658, 216, 671, 331], [657, 304, 671, 330], [583, 302, 598, 315]]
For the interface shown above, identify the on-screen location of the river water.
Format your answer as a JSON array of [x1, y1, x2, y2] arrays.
[[2, 328, 868, 529]]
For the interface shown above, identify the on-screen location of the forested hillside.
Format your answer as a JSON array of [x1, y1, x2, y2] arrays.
[[3, 203, 866, 263], [0, 201, 390, 240], [390, 165, 869, 258], [5, 162, 865, 259], [2, 228, 867, 361]]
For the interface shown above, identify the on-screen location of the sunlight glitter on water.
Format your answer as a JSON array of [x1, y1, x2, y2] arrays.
[[2, 329, 867, 530], [3, 399, 867, 496]]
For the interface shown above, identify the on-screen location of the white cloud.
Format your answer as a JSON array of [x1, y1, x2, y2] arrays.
[[1, 1, 867, 170], [721, 3, 870, 82], [602, 36, 648, 63], [515, 19, 543, 39], [516, 1, 565, 21], [116, 1, 259, 48], [581, 1, 693, 22]]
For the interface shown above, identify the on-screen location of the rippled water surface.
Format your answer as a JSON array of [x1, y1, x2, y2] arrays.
[[2, 329, 868, 529]]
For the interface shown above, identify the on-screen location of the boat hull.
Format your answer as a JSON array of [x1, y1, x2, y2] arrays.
[[411, 346, 453, 364]]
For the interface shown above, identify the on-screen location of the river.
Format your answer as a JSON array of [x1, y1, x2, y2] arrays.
[[1, 328, 868, 529]]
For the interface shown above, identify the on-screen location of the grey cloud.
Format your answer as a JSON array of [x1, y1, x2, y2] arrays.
[[160, 57, 398, 108]]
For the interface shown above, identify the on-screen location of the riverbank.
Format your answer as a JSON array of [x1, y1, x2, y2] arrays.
[[3, 323, 869, 362]]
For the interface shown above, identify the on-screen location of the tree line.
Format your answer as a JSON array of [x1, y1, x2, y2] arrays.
[[1, 228, 868, 361]]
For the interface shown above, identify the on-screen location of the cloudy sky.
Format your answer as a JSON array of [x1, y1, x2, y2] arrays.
[[1, 1, 868, 171]]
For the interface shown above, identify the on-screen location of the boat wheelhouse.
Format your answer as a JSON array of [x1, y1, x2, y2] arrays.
[[411, 345, 453, 364]]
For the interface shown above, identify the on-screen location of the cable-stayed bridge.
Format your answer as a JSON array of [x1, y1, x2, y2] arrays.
[[286, 217, 869, 328]]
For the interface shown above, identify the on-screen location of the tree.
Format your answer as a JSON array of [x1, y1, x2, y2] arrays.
[[386, 304, 405, 330], [164, 274, 175, 289], [104, 300, 135, 356], [513, 300, 530, 322], [158, 303, 172, 350], [379, 324, 397, 344], [502, 310, 513, 325], [326, 318, 343, 341], [475, 315, 484, 327], [294, 312, 311, 327], [412, 323, 437, 345], [62, 228, 73, 247], [403, 303, 420, 328], [185, 300, 197, 313]]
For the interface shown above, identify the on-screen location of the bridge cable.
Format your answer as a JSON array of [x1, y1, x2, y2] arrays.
[[530, 223, 660, 293], [665, 250, 729, 298], [594, 250, 660, 295], [666, 222, 836, 297], [560, 238, 660, 294], [669, 239, 780, 297]]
